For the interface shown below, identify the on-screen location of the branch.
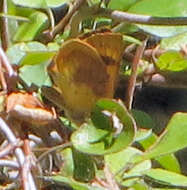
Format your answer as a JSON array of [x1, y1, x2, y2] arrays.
[[0, 0, 9, 51], [126, 40, 147, 110], [42, 3, 187, 41], [53, 0, 86, 35], [0, 47, 16, 78], [0, 159, 19, 169], [69, 6, 187, 38], [0, 117, 37, 190], [37, 142, 72, 163], [0, 47, 17, 92], [0, 139, 22, 158], [97, 8, 187, 26]]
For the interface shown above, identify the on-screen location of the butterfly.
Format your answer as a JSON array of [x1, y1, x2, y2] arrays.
[[48, 29, 125, 124]]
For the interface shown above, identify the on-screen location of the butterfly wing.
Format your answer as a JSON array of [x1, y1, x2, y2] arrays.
[[82, 32, 125, 96], [49, 39, 110, 123]]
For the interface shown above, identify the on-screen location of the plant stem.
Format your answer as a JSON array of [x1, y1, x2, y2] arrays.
[[97, 7, 187, 26], [0, 0, 9, 51], [126, 40, 147, 110]]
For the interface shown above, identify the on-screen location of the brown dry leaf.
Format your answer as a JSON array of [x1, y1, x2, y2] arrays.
[[6, 92, 56, 125]]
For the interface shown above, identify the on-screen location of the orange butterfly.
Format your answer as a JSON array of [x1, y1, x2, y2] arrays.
[[48, 30, 124, 124]]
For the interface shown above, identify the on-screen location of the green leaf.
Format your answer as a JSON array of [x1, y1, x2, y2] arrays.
[[0, 13, 29, 22], [71, 99, 136, 155], [13, 11, 48, 42], [122, 160, 152, 187], [72, 149, 95, 182], [154, 154, 181, 173], [52, 176, 107, 190], [6, 41, 54, 65], [6, 0, 20, 38], [108, 0, 140, 11], [129, 0, 187, 16], [131, 182, 149, 190], [143, 168, 187, 188], [161, 32, 187, 51], [90, 0, 100, 5], [123, 35, 142, 45], [156, 51, 187, 72], [20, 51, 55, 66], [47, 42, 60, 51], [105, 147, 142, 175], [60, 148, 74, 177], [13, 0, 46, 9], [135, 129, 153, 142], [14, 6, 35, 18], [91, 103, 113, 131], [143, 112, 187, 159], [114, 23, 138, 34], [25, 41, 47, 50], [46, 0, 70, 7], [137, 132, 157, 150], [128, 0, 187, 37], [132, 109, 155, 129], [12, 0, 69, 8], [93, 18, 112, 29], [19, 61, 52, 87], [7, 43, 28, 65], [7, 0, 16, 15], [105, 147, 151, 187]]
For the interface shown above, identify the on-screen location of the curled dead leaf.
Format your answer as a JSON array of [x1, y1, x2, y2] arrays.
[[6, 92, 56, 125]]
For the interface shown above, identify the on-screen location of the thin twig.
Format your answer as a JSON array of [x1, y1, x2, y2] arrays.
[[51, 0, 86, 38], [42, 3, 187, 42], [104, 165, 120, 190], [0, 139, 22, 158], [0, 0, 9, 51], [22, 156, 33, 190], [98, 8, 187, 26], [143, 48, 165, 59], [126, 40, 147, 110], [0, 47, 17, 92], [37, 142, 72, 163], [0, 47, 16, 78], [69, 9, 85, 37], [0, 159, 19, 169], [69, 7, 187, 38], [0, 117, 37, 190], [0, 60, 7, 91]]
